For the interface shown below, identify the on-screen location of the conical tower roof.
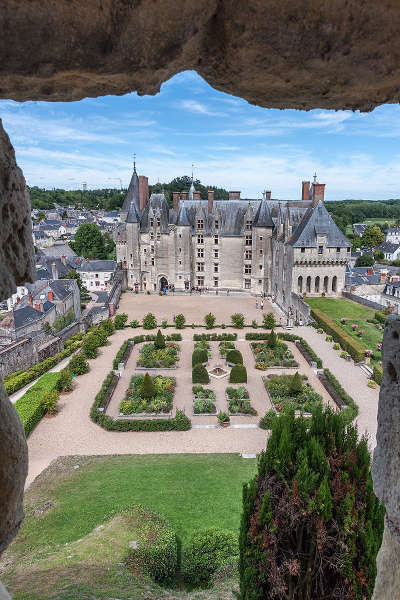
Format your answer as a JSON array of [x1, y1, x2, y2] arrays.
[[177, 202, 191, 226], [121, 163, 140, 214], [253, 199, 274, 227], [126, 201, 139, 223]]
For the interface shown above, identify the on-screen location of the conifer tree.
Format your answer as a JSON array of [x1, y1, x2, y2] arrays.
[[154, 329, 166, 349], [290, 371, 303, 395], [267, 329, 277, 349], [141, 373, 156, 398]]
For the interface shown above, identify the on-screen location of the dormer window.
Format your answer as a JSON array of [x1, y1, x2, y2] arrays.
[[197, 219, 204, 230], [318, 246, 323, 255], [214, 220, 219, 230], [301, 247, 305, 253], [246, 220, 253, 230], [150, 218, 154, 227], [157, 218, 161, 227]]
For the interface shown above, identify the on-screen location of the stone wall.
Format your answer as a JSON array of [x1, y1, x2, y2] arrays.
[[0, 339, 34, 379], [290, 292, 312, 324], [57, 321, 84, 342], [342, 290, 385, 311]]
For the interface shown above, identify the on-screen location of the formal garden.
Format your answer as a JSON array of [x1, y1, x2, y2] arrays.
[[137, 330, 180, 368], [264, 372, 323, 413], [250, 329, 298, 369], [192, 385, 217, 414], [119, 374, 176, 416], [226, 386, 256, 415]]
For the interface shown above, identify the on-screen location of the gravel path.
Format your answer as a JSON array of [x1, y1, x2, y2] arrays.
[[24, 296, 379, 488]]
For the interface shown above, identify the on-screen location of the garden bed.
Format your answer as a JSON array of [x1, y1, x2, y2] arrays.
[[263, 372, 323, 414], [137, 342, 180, 369], [193, 340, 211, 357], [251, 340, 298, 370], [119, 375, 176, 416], [192, 385, 217, 415], [219, 341, 235, 359], [226, 386, 257, 416]]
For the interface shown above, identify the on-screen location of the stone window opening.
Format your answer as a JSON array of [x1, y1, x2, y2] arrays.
[[315, 276, 320, 293], [245, 264, 252, 274], [301, 247, 305, 253], [214, 263, 219, 272], [156, 232, 160, 240], [323, 275, 329, 292], [156, 217, 161, 227], [336, 247, 340, 252], [215, 220, 219, 229], [214, 234, 219, 244], [197, 219, 204, 230], [150, 218, 154, 227], [245, 249, 252, 260], [197, 262, 204, 272], [244, 279, 251, 289], [245, 235, 252, 246], [151, 258, 155, 266], [306, 276, 311, 293], [150, 231, 154, 240], [197, 234, 204, 244], [197, 248, 204, 258], [332, 275, 337, 292], [214, 278, 219, 287], [318, 245, 323, 254], [259, 249, 263, 255], [298, 275, 303, 293], [214, 249, 219, 258], [246, 220, 253, 230], [197, 276, 204, 287]]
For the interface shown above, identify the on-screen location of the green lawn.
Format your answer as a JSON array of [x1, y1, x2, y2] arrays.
[[2, 454, 256, 599], [306, 297, 383, 361]]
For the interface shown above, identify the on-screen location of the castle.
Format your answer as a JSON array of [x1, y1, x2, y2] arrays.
[[114, 166, 351, 319]]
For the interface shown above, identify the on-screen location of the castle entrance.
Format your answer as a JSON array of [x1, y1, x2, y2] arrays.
[[159, 277, 168, 291]]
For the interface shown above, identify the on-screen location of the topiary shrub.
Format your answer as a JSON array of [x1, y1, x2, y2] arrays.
[[263, 312, 276, 329], [182, 528, 239, 588], [69, 353, 89, 375], [82, 334, 99, 358], [290, 371, 303, 394], [267, 329, 277, 349], [192, 363, 210, 384], [130, 319, 139, 328], [41, 389, 59, 414], [114, 313, 128, 329], [239, 406, 384, 600], [226, 349, 243, 365], [229, 364, 247, 383], [143, 312, 157, 329], [204, 313, 216, 329], [161, 319, 168, 329], [154, 329, 166, 349], [140, 373, 156, 398], [192, 348, 208, 367], [56, 368, 73, 392], [231, 313, 245, 328], [175, 313, 185, 329]]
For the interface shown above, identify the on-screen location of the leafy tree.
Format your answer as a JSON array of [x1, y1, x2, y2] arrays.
[[70, 223, 107, 259], [56, 368, 73, 392], [355, 254, 375, 267], [239, 406, 384, 600], [154, 329, 166, 349], [141, 373, 156, 398], [290, 371, 303, 395], [175, 314, 185, 329], [37, 211, 46, 221], [100, 318, 114, 336], [263, 312, 276, 329], [68, 353, 89, 375], [231, 313, 245, 328], [142, 313, 157, 329], [360, 224, 384, 248], [204, 313, 216, 329], [114, 313, 128, 329], [267, 329, 278, 349], [374, 250, 384, 261]]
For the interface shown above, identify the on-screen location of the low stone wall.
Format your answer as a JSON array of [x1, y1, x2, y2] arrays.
[[342, 291, 384, 311], [36, 337, 63, 363], [0, 338, 34, 379], [290, 292, 312, 324], [57, 320, 84, 342]]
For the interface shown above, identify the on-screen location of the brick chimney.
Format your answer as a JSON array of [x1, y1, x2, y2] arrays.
[[139, 175, 149, 210], [312, 183, 325, 206], [208, 190, 214, 214], [302, 181, 310, 201], [28, 293, 33, 307], [193, 190, 201, 201], [182, 191, 188, 201], [229, 191, 241, 200], [265, 190, 271, 200], [173, 191, 180, 212], [16, 296, 20, 304], [48, 290, 54, 301], [61, 255, 66, 266], [51, 262, 58, 279], [34, 302, 41, 311]]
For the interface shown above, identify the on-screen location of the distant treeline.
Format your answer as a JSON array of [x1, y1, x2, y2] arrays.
[[29, 176, 229, 211], [326, 199, 400, 232]]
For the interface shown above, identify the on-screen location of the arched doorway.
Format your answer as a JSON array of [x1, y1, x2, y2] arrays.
[[332, 275, 337, 293], [306, 276, 311, 293], [159, 276, 168, 291], [323, 276, 329, 293], [315, 276, 320, 293], [298, 276, 303, 293]]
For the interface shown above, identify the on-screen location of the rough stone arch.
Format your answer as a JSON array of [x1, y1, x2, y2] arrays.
[[315, 275, 320, 293], [306, 275, 311, 293], [323, 275, 329, 293], [297, 275, 303, 293], [332, 275, 337, 293]]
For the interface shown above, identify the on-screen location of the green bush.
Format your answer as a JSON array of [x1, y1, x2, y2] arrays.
[[323, 368, 358, 423], [251, 319, 258, 328], [333, 343, 340, 350], [193, 333, 237, 342], [204, 313, 216, 329], [69, 353, 89, 375], [100, 318, 115, 336], [267, 329, 277, 348], [161, 319, 168, 329], [229, 364, 247, 383], [14, 372, 60, 436], [114, 313, 128, 329], [375, 311, 387, 325], [56, 368, 73, 392], [41, 389, 59, 414], [175, 313, 185, 329], [226, 349, 243, 364], [231, 313, 245, 328], [141, 373, 156, 398], [182, 528, 239, 588], [310, 308, 365, 362], [82, 333, 100, 358], [192, 348, 208, 367], [154, 329, 166, 349], [263, 312, 276, 329], [259, 409, 278, 430], [192, 363, 210, 384], [127, 505, 178, 584], [143, 312, 157, 329], [129, 319, 140, 328], [373, 364, 383, 385]]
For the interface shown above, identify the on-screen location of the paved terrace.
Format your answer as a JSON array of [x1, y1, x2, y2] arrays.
[[25, 295, 379, 488]]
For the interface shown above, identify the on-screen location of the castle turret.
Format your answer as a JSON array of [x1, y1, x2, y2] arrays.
[[121, 160, 140, 221]]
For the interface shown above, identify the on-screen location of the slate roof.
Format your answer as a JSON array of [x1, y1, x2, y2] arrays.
[[126, 201, 139, 223], [49, 279, 74, 300], [177, 203, 191, 226], [345, 264, 381, 286], [40, 244, 77, 258], [13, 306, 44, 329], [76, 260, 116, 273], [122, 167, 139, 213], [252, 199, 274, 227], [378, 241, 400, 254], [288, 201, 351, 248]]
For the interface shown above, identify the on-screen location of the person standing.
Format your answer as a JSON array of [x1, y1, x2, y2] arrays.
[[256, 300, 258, 309], [261, 299, 264, 310]]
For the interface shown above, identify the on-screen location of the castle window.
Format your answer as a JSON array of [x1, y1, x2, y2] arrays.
[[214, 278, 219, 287], [318, 245, 323, 254], [244, 279, 251, 289], [197, 219, 204, 230], [259, 236, 263, 241], [197, 262, 204, 272], [245, 249, 252, 260], [130, 253, 133, 258], [151, 246, 154, 253], [245, 264, 252, 274], [301, 247, 305, 253], [197, 277, 204, 287], [259, 249, 263, 256], [143, 249, 146, 253], [245, 235, 252, 246], [157, 218, 161, 227], [246, 220, 252, 230], [179, 260, 182, 265], [197, 248, 204, 258], [157, 232, 161, 240], [259, 264, 263, 270], [347, 247, 350, 252], [214, 249, 219, 259], [336, 247, 340, 252], [179, 233, 182, 238], [151, 258, 154, 266], [258, 279, 262, 284], [215, 220, 219, 229], [214, 234, 219, 245], [150, 232, 154, 240], [150, 218, 154, 227], [197, 234, 204, 244], [214, 263, 219, 273]]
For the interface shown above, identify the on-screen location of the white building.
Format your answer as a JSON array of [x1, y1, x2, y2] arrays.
[[76, 260, 117, 291]]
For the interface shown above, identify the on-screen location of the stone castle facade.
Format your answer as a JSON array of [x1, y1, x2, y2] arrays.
[[114, 167, 351, 317]]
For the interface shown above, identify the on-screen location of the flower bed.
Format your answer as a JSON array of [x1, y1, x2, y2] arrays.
[[193, 385, 216, 414], [137, 342, 180, 368], [264, 372, 322, 413], [193, 333, 237, 342], [119, 375, 176, 415], [251, 341, 298, 370], [219, 341, 235, 358], [194, 340, 211, 356], [226, 386, 256, 415]]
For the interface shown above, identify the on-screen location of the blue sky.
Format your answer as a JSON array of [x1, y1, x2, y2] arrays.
[[1, 70, 400, 200]]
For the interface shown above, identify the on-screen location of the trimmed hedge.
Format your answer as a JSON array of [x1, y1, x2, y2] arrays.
[[373, 364, 383, 385], [15, 372, 60, 436], [192, 363, 210, 384], [112, 339, 133, 369], [226, 349, 243, 365], [193, 333, 237, 341], [192, 348, 208, 367], [229, 364, 247, 383], [310, 308, 365, 362], [278, 333, 323, 369], [4, 340, 82, 395], [322, 368, 358, 423]]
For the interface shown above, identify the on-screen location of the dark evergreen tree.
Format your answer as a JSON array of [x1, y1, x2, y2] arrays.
[[290, 371, 303, 395], [267, 329, 278, 349], [141, 373, 156, 398], [154, 329, 166, 349], [239, 406, 384, 600]]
